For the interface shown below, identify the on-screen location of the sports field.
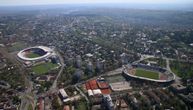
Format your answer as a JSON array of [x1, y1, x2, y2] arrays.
[[135, 68, 159, 80], [32, 62, 58, 74], [26, 53, 41, 58], [105, 75, 125, 83]]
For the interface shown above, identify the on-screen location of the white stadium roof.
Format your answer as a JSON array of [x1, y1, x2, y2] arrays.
[[17, 46, 53, 61]]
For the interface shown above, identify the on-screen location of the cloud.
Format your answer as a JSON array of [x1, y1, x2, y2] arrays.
[[0, 0, 192, 6]]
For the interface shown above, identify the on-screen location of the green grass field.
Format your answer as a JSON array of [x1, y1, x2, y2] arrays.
[[26, 53, 41, 58], [135, 68, 159, 80], [32, 62, 58, 74], [105, 75, 125, 83], [76, 101, 87, 110], [170, 60, 193, 79]]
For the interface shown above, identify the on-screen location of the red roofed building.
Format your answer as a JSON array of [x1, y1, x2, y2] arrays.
[[89, 80, 98, 90], [85, 82, 91, 90], [97, 81, 109, 89], [101, 88, 111, 94], [85, 78, 111, 96]]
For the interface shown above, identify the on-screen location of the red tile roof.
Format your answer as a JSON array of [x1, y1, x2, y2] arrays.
[[85, 83, 91, 90], [85, 79, 111, 95], [101, 88, 111, 94], [97, 82, 109, 89], [89, 80, 98, 90]]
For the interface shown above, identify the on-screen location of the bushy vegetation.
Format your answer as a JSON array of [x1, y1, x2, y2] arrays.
[[0, 64, 25, 89]]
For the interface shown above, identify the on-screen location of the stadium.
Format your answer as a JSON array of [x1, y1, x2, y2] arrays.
[[123, 63, 175, 83], [17, 46, 54, 61]]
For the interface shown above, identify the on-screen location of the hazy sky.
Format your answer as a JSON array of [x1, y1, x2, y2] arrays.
[[1, 0, 193, 6]]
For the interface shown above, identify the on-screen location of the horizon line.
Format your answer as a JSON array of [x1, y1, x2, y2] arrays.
[[0, 2, 192, 7]]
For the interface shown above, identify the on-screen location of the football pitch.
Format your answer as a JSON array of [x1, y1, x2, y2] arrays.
[[32, 62, 58, 74], [135, 68, 159, 80], [26, 53, 41, 58]]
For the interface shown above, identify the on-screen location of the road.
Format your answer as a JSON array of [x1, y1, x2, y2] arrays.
[[38, 50, 65, 98], [46, 18, 82, 92], [75, 85, 90, 103], [139, 54, 193, 63], [38, 17, 82, 96], [133, 54, 153, 64], [49, 51, 65, 91], [165, 58, 181, 84], [39, 53, 185, 109]]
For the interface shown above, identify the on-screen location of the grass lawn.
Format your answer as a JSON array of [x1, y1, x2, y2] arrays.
[[170, 60, 193, 79], [32, 62, 58, 74], [105, 75, 125, 83], [76, 101, 87, 110], [171, 68, 180, 76], [135, 68, 159, 80], [26, 53, 41, 58]]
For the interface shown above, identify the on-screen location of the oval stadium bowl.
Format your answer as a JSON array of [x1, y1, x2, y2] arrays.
[[17, 46, 53, 61], [123, 64, 175, 83]]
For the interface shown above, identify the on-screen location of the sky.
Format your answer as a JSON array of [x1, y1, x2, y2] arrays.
[[0, 0, 193, 6]]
